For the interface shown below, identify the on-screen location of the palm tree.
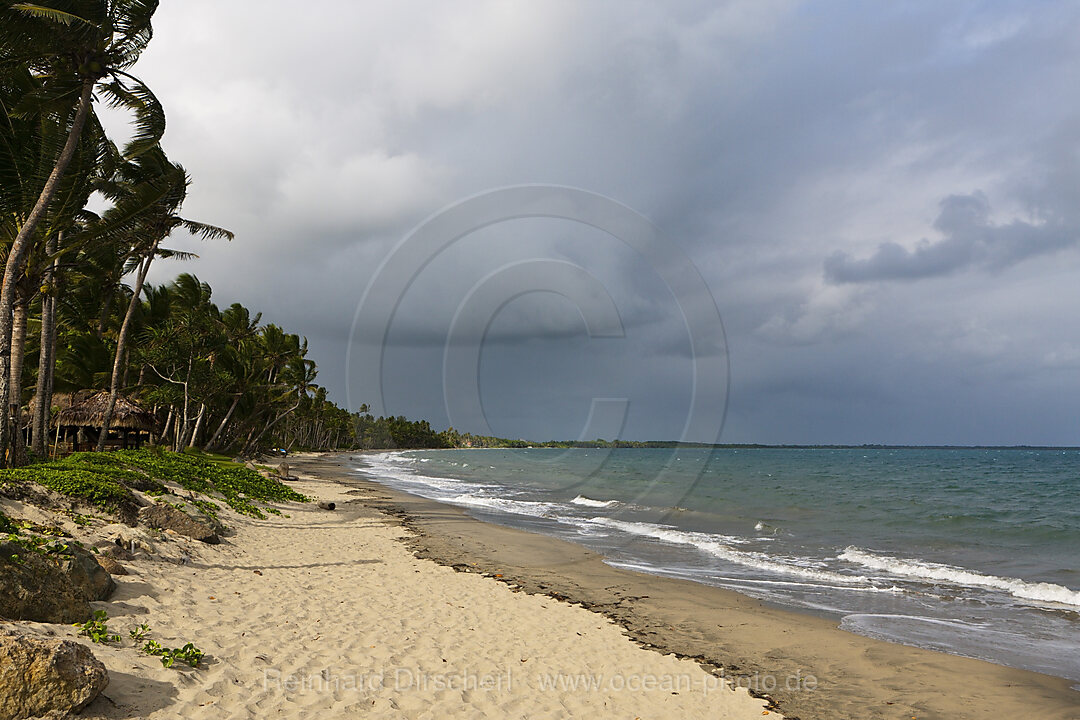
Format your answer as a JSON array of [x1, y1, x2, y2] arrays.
[[138, 274, 224, 450], [1, 62, 112, 461], [0, 0, 164, 463], [203, 303, 261, 452], [29, 233, 58, 455], [95, 149, 232, 450], [241, 349, 318, 456]]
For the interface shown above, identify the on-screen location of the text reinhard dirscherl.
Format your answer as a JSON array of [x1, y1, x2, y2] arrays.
[[262, 667, 818, 695]]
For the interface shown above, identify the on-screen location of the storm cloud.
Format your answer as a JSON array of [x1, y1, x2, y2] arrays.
[[127, 0, 1080, 445], [824, 191, 1078, 283]]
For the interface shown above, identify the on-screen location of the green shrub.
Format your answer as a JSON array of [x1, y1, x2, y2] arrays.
[[0, 449, 307, 520], [56, 452, 167, 494], [129, 622, 151, 642], [77, 610, 120, 644], [140, 637, 204, 668], [0, 466, 136, 515], [113, 449, 308, 518], [6, 534, 72, 557]]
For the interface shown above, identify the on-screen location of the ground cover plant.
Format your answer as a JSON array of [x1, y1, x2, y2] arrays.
[[0, 449, 308, 520], [77, 610, 120, 644]]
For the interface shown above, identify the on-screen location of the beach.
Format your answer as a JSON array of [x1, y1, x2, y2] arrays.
[[3, 454, 771, 719], [6, 452, 1076, 719], [301, 454, 1080, 720]]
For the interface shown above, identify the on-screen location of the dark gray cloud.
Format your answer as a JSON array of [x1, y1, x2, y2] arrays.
[[124, 0, 1080, 444], [824, 191, 1077, 283]]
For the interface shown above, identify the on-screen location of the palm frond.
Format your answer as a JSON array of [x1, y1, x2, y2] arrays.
[[72, 171, 172, 248], [155, 247, 199, 261], [101, 72, 164, 158], [10, 3, 93, 27], [178, 218, 234, 241], [9, 77, 83, 119], [108, 0, 159, 67]]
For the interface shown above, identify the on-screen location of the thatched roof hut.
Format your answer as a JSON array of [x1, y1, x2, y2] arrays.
[[55, 391, 158, 432]]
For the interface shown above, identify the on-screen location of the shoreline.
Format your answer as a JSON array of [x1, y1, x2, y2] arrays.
[[7, 451, 775, 719], [299, 452, 1080, 720]]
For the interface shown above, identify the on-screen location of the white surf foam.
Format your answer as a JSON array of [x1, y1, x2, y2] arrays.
[[839, 547, 1080, 607], [570, 495, 618, 508], [447, 495, 559, 518], [589, 518, 868, 585], [359, 452, 485, 495]]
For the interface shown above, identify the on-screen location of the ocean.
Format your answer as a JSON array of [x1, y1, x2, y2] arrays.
[[352, 447, 1080, 684]]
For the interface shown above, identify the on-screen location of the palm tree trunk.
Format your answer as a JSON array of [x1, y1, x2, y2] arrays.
[[188, 403, 206, 448], [97, 250, 155, 451], [44, 292, 58, 442], [240, 423, 259, 456], [175, 356, 193, 451], [32, 237, 59, 457], [205, 393, 242, 452], [31, 297, 52, 455], [160, 406, 174, 445], [0, 78, 94, 465], [242, 401, 301, 456], [9, 301, 29, 465], [95, 293, 112, 340]]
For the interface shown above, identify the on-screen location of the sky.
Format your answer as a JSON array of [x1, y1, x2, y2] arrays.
[[125, 0, 1080, 445]]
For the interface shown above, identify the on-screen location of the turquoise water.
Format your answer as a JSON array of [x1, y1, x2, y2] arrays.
[[355, 447, 1080, 683]]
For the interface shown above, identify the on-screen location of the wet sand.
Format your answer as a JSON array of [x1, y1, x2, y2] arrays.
[[291, 453, 1080, 720]]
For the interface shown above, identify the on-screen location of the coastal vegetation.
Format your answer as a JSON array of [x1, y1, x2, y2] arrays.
[[79, 612, 203, 668], [139, 637, 203, 669], [75, 609, 119, 644], [0, 0, 719, 464], [0, 1, 457, 462], [0, 448, 309, 520]]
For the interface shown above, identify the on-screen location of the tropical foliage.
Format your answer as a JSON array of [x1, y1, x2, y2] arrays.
[[0, 447, 309, 518], [1, 1, 458, 463]]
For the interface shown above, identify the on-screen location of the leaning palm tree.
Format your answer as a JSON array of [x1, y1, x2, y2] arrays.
[[202, 302, 261, 452], [241, 353, 318, 456], [95, 149, 232, 450], [1, 63, 113, 462], [0, 0, 164, 463]]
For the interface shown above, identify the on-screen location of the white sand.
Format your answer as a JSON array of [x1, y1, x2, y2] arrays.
[[24, 473, 777, 719]]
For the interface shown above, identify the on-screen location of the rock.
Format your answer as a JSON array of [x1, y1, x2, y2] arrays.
[[115, 471, 162, 494], [96, 542, 134, 562], [133, 538, 156, 554], [0, 543, 92, 623], [0, 629, 109, 719], [138, 502, 219, 544], [317, 501, 336, 511], [101, 531, 156, 556], [58, 547, 114, 601], [95, 556, 126, 576]]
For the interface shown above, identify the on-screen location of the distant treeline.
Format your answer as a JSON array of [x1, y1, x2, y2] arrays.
[[434, 431, 754, 450], [395, 434, 1078, 451]]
